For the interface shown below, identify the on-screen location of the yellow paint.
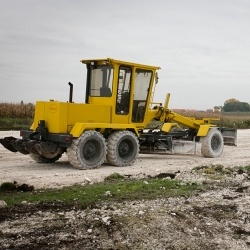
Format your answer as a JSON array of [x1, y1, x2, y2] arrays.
[[33, 101, 68, 133], [70, 123, 139, 137], [161, 123, 178, 132], [197, 125, 211, 136], [30, 58, 221, 140]]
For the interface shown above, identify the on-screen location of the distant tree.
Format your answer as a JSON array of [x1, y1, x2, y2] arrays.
[[223, 101, 250, 112], [224, 98, 239, 104], [213, 106, 221, 113]]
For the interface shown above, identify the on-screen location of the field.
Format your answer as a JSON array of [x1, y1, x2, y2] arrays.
[[0, 103, 34, 130], [1, 102, 250, 130]]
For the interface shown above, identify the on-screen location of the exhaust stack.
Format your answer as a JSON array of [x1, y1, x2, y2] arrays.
[[68, 82, 73, 103]]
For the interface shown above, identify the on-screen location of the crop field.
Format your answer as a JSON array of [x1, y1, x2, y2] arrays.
[[150, 110, 250, 129], [0, 102, 250, 129], [0, 102, 34, 118]]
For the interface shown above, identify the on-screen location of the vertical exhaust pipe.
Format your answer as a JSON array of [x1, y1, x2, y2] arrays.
[[68, 82, 73, 103]]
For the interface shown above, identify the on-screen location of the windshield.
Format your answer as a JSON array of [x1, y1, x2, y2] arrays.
[[132, 69, 152, 122]]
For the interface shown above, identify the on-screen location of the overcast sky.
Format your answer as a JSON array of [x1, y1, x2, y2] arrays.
[[0, 0, 249, 110]]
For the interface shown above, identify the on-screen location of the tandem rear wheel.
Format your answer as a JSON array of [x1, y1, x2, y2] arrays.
[[106, 130, 139, 167], [67, 130, 140, 169], [67, 130, 107, 169]]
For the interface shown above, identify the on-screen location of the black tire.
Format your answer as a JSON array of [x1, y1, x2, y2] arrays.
[[107, 130, 139, 167], [67, 131, 107, 169], [29, 153, 62, 163], [200, 129, 224, 158]]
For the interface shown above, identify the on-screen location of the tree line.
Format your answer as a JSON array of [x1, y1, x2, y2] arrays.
[[214, 98, 250, 112]]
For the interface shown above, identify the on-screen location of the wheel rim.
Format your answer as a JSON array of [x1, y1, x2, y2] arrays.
[[118, 138, 134, 159], [211, 134, 221, 152], [82, 139, 100, 161]]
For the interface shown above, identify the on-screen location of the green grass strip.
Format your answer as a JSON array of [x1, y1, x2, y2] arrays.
[[0, 178, 201, 207]]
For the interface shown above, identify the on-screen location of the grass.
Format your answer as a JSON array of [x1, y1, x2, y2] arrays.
[[193, 164, 250, 177], [0, 117, 33, 130], [0, 176, 201, 207]]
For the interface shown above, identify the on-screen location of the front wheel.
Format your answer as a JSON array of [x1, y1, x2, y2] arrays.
[[200, 129, 224, 158], [106, 130, 139, 167], [67, 131, 107, 169]]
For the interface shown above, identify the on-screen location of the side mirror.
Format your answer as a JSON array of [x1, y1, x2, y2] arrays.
[[155, 72, 159, 84]]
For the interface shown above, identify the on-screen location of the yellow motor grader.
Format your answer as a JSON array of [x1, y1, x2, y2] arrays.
[[0, 58, 237, 169]]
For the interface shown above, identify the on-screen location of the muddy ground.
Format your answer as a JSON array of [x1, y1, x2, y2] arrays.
[[0, 130, 250, 249]]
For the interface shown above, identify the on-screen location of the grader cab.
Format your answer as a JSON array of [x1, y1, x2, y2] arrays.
[[0, 58, 237, 169]]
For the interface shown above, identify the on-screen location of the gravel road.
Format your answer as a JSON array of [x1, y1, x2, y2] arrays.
[[0, 129, 249, 189]]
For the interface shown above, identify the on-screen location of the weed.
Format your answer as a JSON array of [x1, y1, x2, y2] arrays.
[[0, 182, 16, 192], [212, 164, 224, 172], [204, 168, 215, 174], [104, 172, 125, 181]]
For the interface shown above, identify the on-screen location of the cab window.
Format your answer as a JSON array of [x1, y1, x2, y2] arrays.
[[90, 65, 114, 97], [116, 66, 132, 114]]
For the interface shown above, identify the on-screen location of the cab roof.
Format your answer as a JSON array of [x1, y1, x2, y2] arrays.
[[80, 58, 161, 70]]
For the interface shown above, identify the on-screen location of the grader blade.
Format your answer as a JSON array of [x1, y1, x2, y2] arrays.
[[220, 128, 237, 146]]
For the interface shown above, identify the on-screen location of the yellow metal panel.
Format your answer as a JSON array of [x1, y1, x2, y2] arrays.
[[70, 123, 86, 137], [111, 114, 130, 124], [44, 101, 68, 133], [32, 101, 69, 133], [80, 58, 161, 70], [197, 125, 211, 137], [32, 101, 45, 131], [88, 96, 113, 106], [70, 123, 139, 138], [68, 103, 111, 126], [161, 123, 178, 132], [30, 122, 35, 130]]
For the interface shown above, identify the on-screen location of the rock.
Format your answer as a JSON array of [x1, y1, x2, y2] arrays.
[[156, 173, 176, 179], [143, 181, 149, 184], [21, 201, 28, 205], [87, 229, 93, 233], [0, 200, 7, 207], [16, 183, 34, 192], [104, 191, 112, 196], [139, 210, 145, 215], [85, 177, 91, 183], [102, 216, 111, 225]]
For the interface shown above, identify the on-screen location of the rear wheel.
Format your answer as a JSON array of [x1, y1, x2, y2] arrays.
[[200, 129, 224, 158], [67, 131, 107, 169], [107, 131, 139, 166], [29, 153, 62, 163]]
